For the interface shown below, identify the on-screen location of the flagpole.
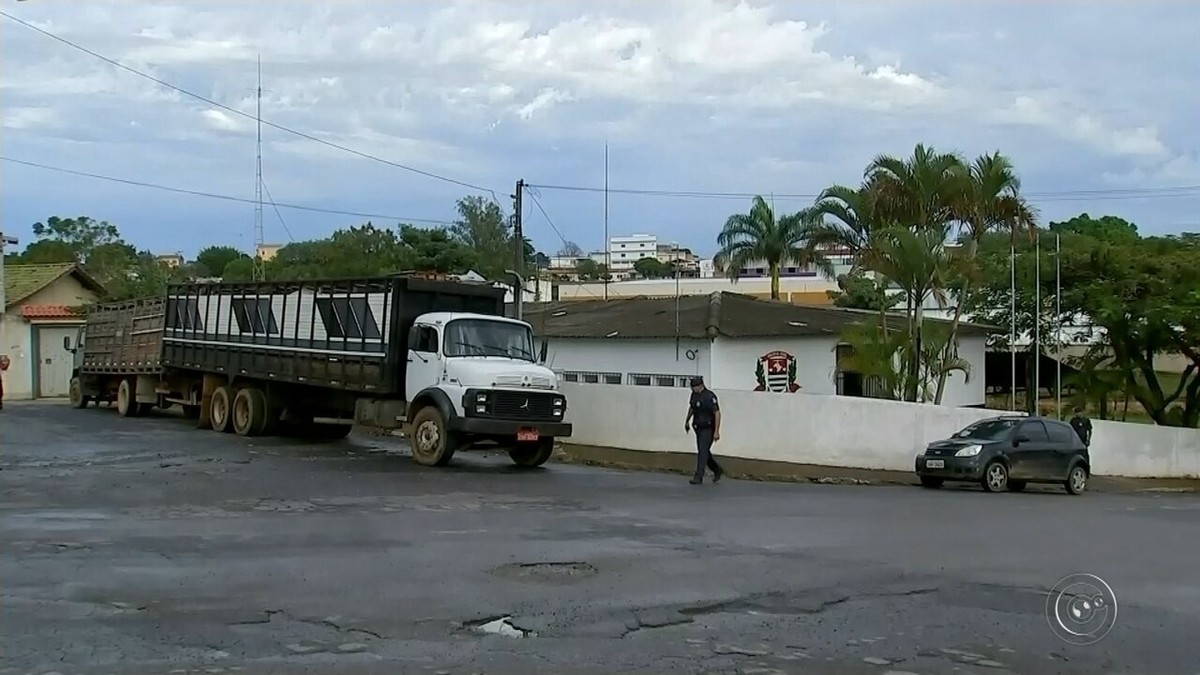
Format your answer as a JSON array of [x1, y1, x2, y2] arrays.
[[1010, 242, 1016, 411], [1034, 233, 1041, 416], [1055, 233, 1062, 419]]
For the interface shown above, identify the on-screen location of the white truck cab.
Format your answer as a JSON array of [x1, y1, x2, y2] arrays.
[[402, 311, 570, 467]]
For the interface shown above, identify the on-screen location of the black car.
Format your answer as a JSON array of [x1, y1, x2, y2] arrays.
[[914, 415, 1090, 495]]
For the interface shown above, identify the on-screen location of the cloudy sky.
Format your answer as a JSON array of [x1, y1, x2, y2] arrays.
[[2, 0, 1198, 260]]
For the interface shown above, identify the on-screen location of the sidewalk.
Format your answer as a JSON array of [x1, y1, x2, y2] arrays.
[[556, 443, 1200, 494]]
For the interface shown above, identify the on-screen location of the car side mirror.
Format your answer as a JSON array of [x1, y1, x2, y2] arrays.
[[1013, 434, 1030, 446], [62, 336, 72, 351], [538, 340, 548, 364]]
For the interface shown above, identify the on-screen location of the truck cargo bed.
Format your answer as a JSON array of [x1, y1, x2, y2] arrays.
[[80, 298, 167, 375], [160, 275, 505, 394]]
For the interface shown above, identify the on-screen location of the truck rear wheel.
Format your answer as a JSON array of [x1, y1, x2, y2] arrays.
[[232, 387, 269, 437], [117, 378, 139, 417], [409, 406, 455, 467], [509, 438, 555, 468], [69, 377, 91, 409], [210, 385, 235, 433]]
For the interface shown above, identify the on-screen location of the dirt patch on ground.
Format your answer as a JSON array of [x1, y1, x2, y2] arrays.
[[555, 444, 1200, 494]]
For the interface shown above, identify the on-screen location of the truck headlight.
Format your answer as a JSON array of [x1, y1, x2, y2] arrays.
[[476, 393, 488, 403], [476, 404, 487, 414]]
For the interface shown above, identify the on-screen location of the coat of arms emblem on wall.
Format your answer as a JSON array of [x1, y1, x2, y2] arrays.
[[755, 350, 800, 392]]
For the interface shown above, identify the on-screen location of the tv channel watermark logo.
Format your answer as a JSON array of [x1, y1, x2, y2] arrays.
[[1045, 573, 1118, 645]]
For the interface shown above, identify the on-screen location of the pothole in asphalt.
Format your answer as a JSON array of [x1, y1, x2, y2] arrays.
[[490, 561, 598, 582], [471, 616, 536, 638]]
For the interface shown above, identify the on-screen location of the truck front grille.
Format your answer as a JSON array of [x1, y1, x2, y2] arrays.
[[490, 391, 560, 421]]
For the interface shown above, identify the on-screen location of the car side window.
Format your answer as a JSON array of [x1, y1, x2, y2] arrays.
[[1046, 422, 1075, 444], [1019, 421, 1050, 442]]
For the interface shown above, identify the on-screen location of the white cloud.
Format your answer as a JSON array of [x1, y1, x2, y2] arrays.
[[0, 0, 1196, 255]]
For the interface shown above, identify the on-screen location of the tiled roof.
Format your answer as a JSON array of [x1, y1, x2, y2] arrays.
[[3, 262, 106, 308], [519, 292, 1000, 340], [21, 304, 86, 319]]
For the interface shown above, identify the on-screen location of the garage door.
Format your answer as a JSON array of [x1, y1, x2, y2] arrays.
[[36, 325, 79, 398]]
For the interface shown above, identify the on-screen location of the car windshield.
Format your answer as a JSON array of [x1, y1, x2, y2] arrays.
[[443, 318, 534, 361], [953, 419, 1017, 441]]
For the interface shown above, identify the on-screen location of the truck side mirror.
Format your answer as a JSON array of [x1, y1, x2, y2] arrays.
[[538, 340, 548, 364], [63, 336, 72, 351]]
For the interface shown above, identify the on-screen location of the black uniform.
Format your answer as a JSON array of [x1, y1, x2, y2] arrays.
[[689, 388, 723, 482], [1070, 413, 1092, 447]]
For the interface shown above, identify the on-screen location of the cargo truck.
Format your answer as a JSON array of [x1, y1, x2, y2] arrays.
[[64, 275, 571, 468]]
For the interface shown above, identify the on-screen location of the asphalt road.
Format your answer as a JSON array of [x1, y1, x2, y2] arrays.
[[2, 401, 1198, 675]]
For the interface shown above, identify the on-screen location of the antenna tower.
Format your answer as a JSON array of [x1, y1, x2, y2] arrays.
[[252, 55, 265, 281]]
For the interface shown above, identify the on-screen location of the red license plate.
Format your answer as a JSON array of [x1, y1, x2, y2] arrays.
[[517, 428, 539, 442]]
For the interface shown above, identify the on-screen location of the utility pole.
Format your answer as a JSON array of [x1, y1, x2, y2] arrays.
[[603, 143, 609, 300], [513, 179, 524, 279], [252, 55, 265, 281], [1, 233, 18, 318]]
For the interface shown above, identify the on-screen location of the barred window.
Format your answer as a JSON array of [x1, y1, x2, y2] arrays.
[[558, 370, 622, 385]]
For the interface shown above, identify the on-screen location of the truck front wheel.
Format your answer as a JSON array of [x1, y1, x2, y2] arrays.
[[69, 377, 92, 409], [409, 406, 455, 467], [509, 438, 555, 468]]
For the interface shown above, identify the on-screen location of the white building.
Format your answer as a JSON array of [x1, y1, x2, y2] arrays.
[[591, 234, 658, 276], [2, 263, 106, 400], [522, 291, 994, 408], [552, 275, 840, 304]]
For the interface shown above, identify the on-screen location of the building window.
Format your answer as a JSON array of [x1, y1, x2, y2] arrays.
[[558, 370, 621, 385], [629, 373, 690, 387]]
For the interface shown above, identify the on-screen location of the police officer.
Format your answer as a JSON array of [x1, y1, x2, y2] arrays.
[[1070, 405, 1092, 447], [684, 377, 724, 485]]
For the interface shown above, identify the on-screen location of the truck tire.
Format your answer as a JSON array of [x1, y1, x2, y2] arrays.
[[117, 378, 139, 417], [232, 387, 269, 437], [69, 377, 92, 409], [210, 385, 235, 433], [509, 438, 555, 468], [409, 406, 455, 467]]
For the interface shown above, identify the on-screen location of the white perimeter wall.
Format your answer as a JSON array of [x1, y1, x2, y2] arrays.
[[560, 383, 1200, 479]]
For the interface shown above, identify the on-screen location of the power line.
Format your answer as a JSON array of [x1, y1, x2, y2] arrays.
[[0, 9, 499, 201], [1, 156, 456, 225], [525, 182, 1200, 202], [524, 188, 601, 299], [259, 177, 296, 242]]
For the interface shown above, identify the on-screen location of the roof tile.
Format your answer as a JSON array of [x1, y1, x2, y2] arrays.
[[520, 291, 999, 339], [21, 304, 86, 319]]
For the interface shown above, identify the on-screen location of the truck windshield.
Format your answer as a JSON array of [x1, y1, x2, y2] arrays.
[[444, 319, 534, 361]]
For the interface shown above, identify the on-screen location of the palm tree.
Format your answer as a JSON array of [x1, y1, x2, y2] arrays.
[[860, 144, 966, 402], [931, 151, 1038, 403], [860, 223, 956, 401], [865, 143, 966, 233], [716, 196, 834, 300]]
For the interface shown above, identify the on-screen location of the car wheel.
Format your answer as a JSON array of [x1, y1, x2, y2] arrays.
[[1007, 480, 1027, 492], [919, 476, 943, 489], [1065, 465, 1088, 495], [981, 461, 1008, 492]]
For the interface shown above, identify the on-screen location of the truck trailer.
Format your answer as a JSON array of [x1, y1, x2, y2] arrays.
[[65, 275, 571, 468]]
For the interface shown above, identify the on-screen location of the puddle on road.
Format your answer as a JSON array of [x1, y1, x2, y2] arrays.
[[476, 616, 535, 638]]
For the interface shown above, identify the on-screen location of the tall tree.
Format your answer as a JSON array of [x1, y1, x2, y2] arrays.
[[398, 225, 479, 274], [557, 241, 585, 257], [15, 215, 140, 290], [449, 196, 515, 279], [195, 245, 249, 279], [931, 151, 1037, 404], [860, 223, 956, 401], [715, 196, 834, 300]]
